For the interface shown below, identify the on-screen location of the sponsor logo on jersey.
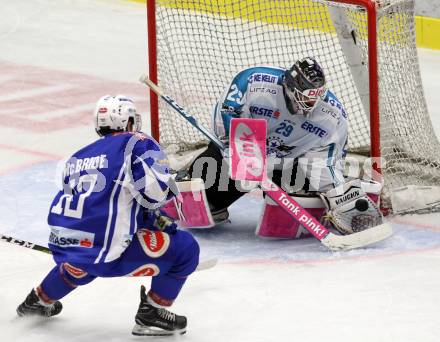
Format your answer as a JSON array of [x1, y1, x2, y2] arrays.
[[267, 136, 283, 149], [249, 105, 280, 119], [320, 106, 338, 119], [300, 121, 327, 138], [248, 73, 278, 84], [327, 98, 348, 119], [98, 107, 107, 113], [49, 226, 95, 248], [137, 230, 170, 258], [249, 87, 277, 94], [130, 264, 160, 277], [62, 263, 88, 279], [266, 136, 294, 158]]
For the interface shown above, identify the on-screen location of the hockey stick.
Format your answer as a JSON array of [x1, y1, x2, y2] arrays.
[[0, 234, 52, 254], [140, 75, 393, 251], [0, 233, 216, 272], [139, 75, 226, 151]]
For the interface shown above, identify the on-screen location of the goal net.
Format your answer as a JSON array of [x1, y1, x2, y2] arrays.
[[147, 0, 440, 214]]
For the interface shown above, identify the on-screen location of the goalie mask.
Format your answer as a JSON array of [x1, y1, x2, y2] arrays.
[[94, 95, 142, 136], [283, 57, 326, 114]]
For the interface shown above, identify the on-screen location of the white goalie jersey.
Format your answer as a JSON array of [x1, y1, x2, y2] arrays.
[[213, 66, 349, 192]]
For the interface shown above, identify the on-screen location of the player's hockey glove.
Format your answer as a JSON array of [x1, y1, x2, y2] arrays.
[[220, 105, 240, 134], [153, 210, 178, 235], [141, 209, 178, 235], [320, 179, 383, 235]]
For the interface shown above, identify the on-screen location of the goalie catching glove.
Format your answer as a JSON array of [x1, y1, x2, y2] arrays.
[[320, 179, 383, 235]]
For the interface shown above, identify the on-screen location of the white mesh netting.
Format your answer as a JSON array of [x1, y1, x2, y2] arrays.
[[151, 0, 440, 212]]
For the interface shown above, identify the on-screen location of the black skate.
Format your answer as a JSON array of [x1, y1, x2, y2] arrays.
[[211, 207, 230, 225], [132, 285, 187, 336], [17, 289, 62, 317]]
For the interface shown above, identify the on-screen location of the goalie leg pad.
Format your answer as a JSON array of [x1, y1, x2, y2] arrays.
[[256, 195, 326, 239], [161, 179, 215, 228], [321, 179, 383, 235]]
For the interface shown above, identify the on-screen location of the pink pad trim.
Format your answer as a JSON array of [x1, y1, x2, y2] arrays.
[[261, 180, 330, 240], [162, 180, 214, 228], [256, 196, 326, 239], [367, 193, 379, 205]]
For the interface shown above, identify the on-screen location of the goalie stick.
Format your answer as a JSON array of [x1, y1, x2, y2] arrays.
[[139, 75, 226, 151], [0, 234, 217, 272], [140, 75, 393, 251]]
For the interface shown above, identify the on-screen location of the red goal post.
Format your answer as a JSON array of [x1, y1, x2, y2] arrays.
[[146, 0, 440, 214]]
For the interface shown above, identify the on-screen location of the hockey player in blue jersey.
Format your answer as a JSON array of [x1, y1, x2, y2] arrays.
[[184, 57, 383, 237], [16, 95, 199, 336]]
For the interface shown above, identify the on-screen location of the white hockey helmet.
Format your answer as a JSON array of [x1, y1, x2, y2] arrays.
[[94, 95, 142, 136]]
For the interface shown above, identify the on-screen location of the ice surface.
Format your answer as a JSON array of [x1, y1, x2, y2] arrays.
[[0, 1, 440, 341]]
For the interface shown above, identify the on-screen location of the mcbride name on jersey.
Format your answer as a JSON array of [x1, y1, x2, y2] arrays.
[[213, 66, 348, 168], [48, 132, 175, 265]]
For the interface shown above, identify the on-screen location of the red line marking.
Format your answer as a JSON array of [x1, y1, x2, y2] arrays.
[[0, 159, 54, 177], [0, 61, 149, 133], [220, 245, 440, 267], [0, 144, 62, 160], [390, 217, 440, 232]]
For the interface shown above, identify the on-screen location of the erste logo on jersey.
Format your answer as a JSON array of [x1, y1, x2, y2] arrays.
[[49, 226, 95, 248], [138, 230, 170, 258], [300, 121, 327, 138], [249, 105, 280, 119]]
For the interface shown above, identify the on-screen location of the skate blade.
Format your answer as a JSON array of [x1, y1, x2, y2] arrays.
[[132, 324, 186, 336]]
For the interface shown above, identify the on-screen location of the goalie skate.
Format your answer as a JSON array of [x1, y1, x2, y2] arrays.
[[132, 285, 187, 336]]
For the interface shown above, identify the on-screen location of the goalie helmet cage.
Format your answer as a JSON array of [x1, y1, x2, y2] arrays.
[[147, 0, 440, 214]]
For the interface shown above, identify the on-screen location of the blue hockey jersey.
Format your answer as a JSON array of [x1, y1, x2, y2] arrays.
[[47, 132, 175, 265]]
